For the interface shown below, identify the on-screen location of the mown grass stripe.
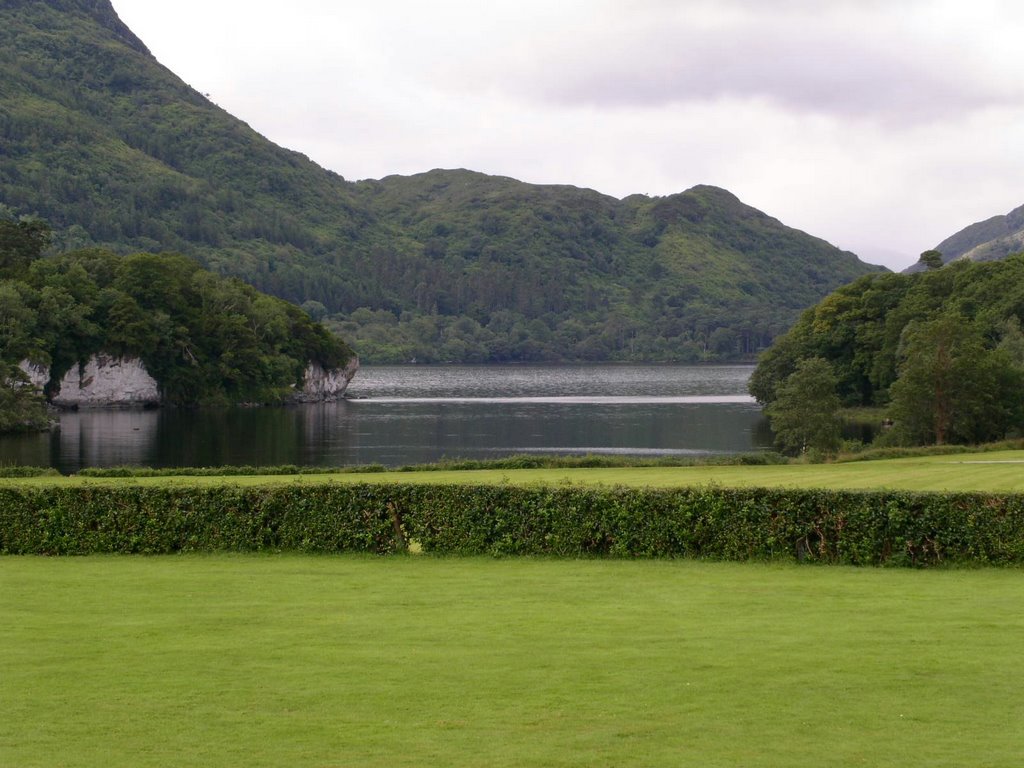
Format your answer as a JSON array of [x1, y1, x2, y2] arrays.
[[3, 449, 1024, 492]]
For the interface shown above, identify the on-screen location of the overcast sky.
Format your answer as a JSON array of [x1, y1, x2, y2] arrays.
[[112, 0, 1024, 270]]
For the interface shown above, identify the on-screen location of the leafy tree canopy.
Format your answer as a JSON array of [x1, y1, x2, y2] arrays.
[[765, 357, 842, 458], [0, 219, 354, 409], [751, 253, 1024, 447], [917, 250, 943, 270], [889, 313, 1024, 445]]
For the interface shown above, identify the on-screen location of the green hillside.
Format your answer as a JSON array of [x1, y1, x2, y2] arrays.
[[0, 0, 883, 363]]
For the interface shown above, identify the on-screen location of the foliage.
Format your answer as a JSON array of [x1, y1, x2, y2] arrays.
[[889, 313, 1024, 445], [0, 2, 881, 363], [0, 217, 50, 279], [917, 249, 944, 270], [0, 218, 354, 409], [0, 362, 50, 432], [751, 254, 1024, 446], [3, 481, 1024, 565], [0, 463, 60, 477], [765, 357, 842, 457]]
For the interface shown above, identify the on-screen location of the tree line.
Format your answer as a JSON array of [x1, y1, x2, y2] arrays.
[[0, 216, 353, 431], [752, 253, 1024, 453]]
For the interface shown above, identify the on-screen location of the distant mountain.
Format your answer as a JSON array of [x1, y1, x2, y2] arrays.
[[935, 203, 1024, 263], [908, 203, 1024, 272], [0, 0, 884, 362]]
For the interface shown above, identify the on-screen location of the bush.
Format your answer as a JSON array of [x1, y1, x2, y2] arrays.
[[2, 483, 1024, 566], [0, 465, 61, 477]]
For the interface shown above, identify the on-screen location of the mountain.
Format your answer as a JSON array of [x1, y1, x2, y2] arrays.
[[0, 0, 884, 363], [931, 203, 1024, 265]]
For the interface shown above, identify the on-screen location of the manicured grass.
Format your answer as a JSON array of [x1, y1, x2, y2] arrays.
[[2, 556, 1022, 767], [5, 450, 1024, 491]]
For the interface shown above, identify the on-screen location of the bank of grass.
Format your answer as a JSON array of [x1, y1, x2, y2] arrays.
[[4, 449, 1024, 492], [1, 555, 1022, 767]]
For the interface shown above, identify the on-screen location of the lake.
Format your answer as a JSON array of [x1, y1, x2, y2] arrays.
[[0, 364, 770, 473]]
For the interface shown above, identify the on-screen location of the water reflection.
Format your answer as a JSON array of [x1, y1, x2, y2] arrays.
[[0, 365, 771, 472]]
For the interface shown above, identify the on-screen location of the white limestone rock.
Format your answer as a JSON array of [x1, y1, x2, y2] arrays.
[[17, 360, 50, 390], [21, 353, 357, 407], [50, 354, 160, 408], [289, 356, 359, 402]]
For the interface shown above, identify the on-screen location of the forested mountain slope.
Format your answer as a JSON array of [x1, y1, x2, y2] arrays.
[[0, 0, 883, 362], [0, 0, 371, 307]]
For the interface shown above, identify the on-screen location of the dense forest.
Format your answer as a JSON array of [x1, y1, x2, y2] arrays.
[[0, 215, 353, 430], [324, 177, 880, 363], [0, 0, 882, 363], [751, 254, 1024, 448]]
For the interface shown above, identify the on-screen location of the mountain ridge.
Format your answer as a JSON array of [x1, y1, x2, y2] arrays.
[[934, 202, 1024, 264], [0, 0, 883, 362], [905, 201, 1024, 272]]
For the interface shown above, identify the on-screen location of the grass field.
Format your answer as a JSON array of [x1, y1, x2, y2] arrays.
[[2, 555, 1023, 767], [5, 450, 1024, 492]]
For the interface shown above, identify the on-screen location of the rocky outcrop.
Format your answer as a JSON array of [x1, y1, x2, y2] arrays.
[[50, 355, 160, 408], [288, 357, 359, 403], [19, 353, 358, 407], [17, 360, 50, 391]]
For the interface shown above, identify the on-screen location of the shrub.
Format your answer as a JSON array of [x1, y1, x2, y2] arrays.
[[2, 483, 1024, 566]]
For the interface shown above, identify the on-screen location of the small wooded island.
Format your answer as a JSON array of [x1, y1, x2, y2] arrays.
[[0, 218, 357, 431]]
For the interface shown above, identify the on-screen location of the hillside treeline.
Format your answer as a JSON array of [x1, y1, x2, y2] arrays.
[[0, 1, 881, 363]]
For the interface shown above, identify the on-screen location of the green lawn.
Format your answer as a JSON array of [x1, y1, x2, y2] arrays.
[[2, 556, 1022, 767], [6, 450, 1024, 492]]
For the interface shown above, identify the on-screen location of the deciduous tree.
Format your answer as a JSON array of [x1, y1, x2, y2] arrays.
[[765, 357, 842, 457], [889, 313, 1023, 445]]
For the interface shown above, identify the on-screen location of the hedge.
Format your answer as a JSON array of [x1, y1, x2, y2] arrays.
[[2, 484, 1024, 565]]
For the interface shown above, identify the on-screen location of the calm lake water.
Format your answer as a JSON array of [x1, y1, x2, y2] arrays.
[[0, 365, 771, 473]]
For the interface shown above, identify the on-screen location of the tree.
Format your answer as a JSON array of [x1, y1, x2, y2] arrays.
[[0, 282, 40, 362], [0, 218, 50, 279], [300, 299, 327, 322], [749, 331, 803, 405], [917, 250, 944, 270], [889, 313, 1023, 445], [0, 363, 49, 433], [765, 357, 842, 457]]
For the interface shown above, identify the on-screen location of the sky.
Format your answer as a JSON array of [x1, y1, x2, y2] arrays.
[[111, 0, 1024, 271]]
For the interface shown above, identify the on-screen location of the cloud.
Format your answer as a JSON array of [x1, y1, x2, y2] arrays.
[[110, 0, 1024, 270], [420, 0, 1024, 124], [122, 0, 1024, 125]]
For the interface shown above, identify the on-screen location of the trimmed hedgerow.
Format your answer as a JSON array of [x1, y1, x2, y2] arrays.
[[1, 484, 1024, 565], [0, 485, 399, 555]]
